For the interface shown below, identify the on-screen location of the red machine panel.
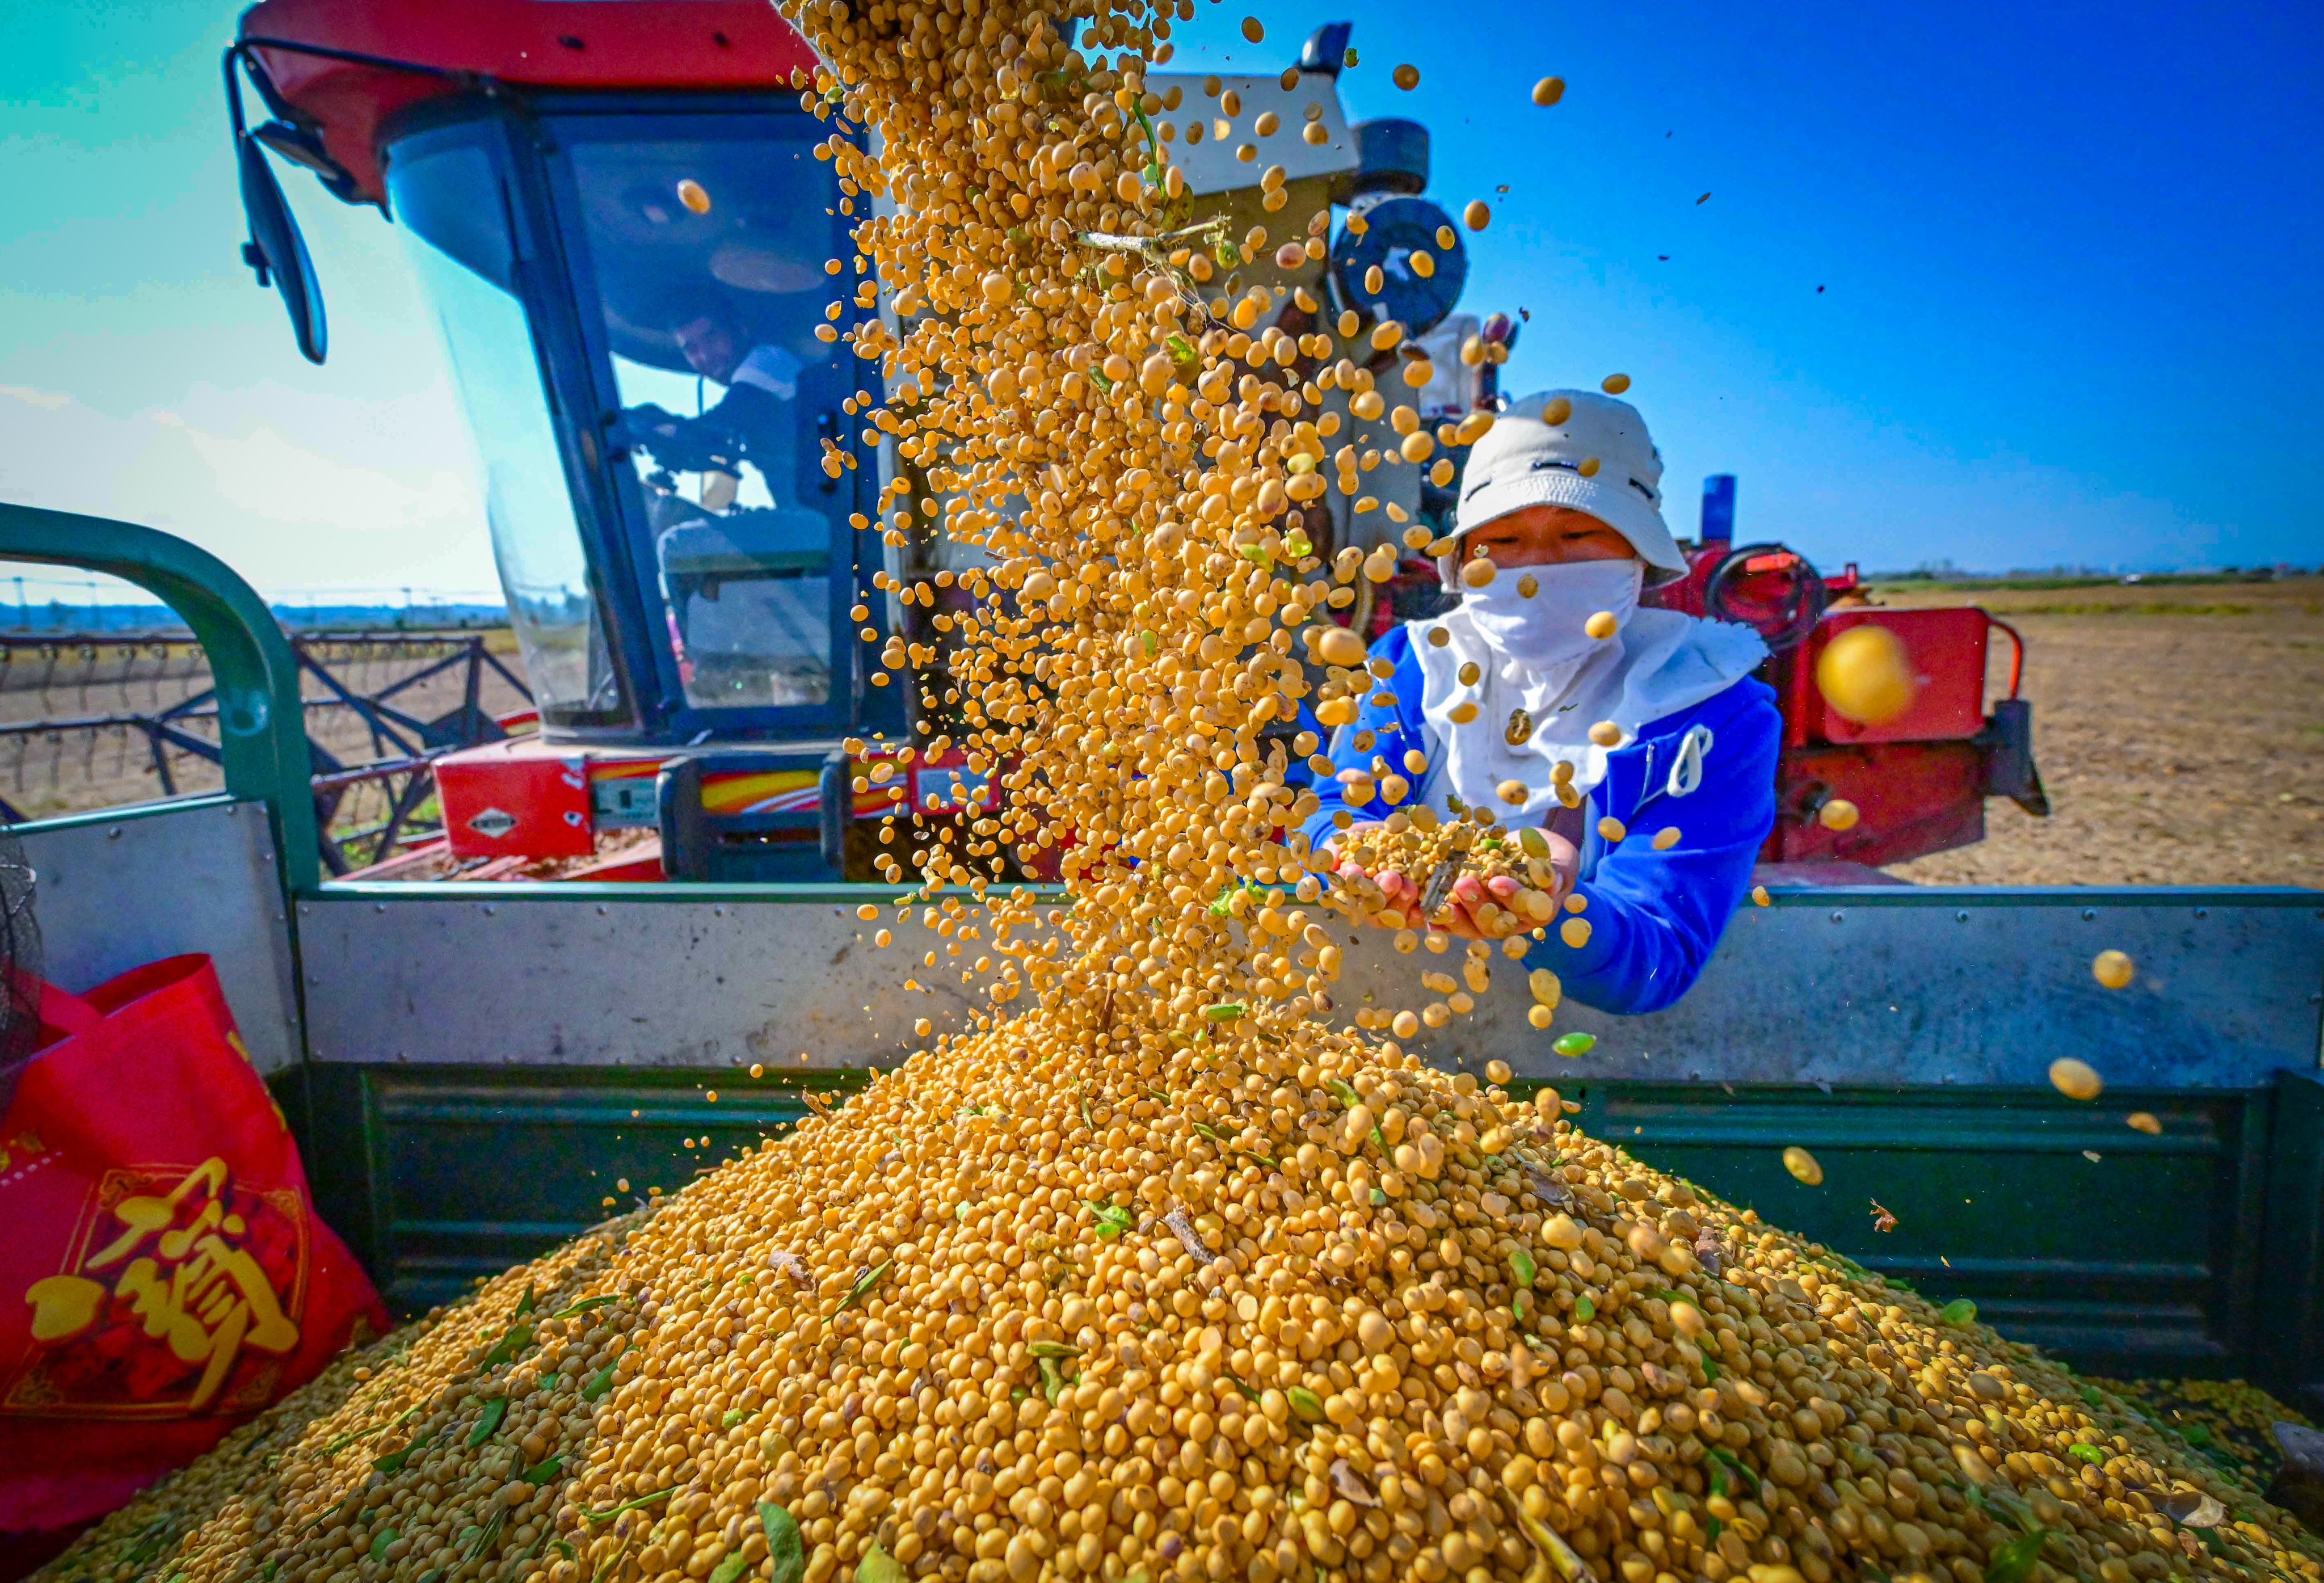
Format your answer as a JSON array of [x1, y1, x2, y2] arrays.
[[241, 0, 818, 208], [435, 736, 594, 860], [1803, 608, 1990, 746], [1771, 743, 1988, 867], [426, 738, 1023, 873]]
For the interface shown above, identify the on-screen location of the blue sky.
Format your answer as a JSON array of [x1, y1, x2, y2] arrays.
[[1, 0, 2317, 600]]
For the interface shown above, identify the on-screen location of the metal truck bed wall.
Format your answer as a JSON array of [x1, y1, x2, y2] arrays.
[[9, 504, 2324, 1409], [277, 882, 2324, 1388]]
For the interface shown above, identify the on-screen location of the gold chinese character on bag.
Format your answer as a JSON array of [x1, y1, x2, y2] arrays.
[[11, 1157, 307, 1418]]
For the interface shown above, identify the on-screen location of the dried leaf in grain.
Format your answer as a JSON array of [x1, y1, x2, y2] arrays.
[[1328, 1459, 1379, 1508], [1162, 1207, 1218, 1265], [2160, 1490, 2225, 1527]]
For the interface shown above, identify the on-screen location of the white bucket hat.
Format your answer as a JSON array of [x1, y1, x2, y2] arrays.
[[1446, 390, 1688, 585]]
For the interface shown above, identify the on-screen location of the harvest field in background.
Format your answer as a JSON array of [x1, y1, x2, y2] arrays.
[[0, 580, 2313, 891], [0, 629, 530, 821], [1883, 576, 2324, 888]]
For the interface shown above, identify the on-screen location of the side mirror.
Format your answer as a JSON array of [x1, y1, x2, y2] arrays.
[[225, 50, 326, 365], [237, 133, 328, 365]]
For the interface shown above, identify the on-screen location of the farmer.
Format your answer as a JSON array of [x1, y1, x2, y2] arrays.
[[1303, 390, 1780, 1013]]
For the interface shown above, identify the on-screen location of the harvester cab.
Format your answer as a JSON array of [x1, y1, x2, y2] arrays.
[[220, 1, 1418, 882], [228, 0, 898, 877]]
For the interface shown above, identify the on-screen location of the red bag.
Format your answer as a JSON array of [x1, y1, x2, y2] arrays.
[[0, 956, 386, 1531]]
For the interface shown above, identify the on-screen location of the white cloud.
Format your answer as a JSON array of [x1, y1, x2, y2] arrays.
[[0, 385, 74, 412], [0, 382, 501, 597]]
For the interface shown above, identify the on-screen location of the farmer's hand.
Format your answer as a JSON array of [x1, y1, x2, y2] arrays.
[[1435, 830, 1583, 939], [1329, 823, 1580, 936], [1328, 823, 1420, 921], [1432, 872, 1528, 939]]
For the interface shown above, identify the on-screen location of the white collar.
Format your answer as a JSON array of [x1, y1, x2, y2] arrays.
[[1405, 606, 1766, 820]]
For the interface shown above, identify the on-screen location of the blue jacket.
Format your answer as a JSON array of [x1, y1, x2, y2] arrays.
[[1298, 624, 1780, 1014]]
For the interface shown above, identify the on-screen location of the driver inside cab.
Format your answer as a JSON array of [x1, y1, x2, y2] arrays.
[[624, 289, 834, 709], [625, 290, 804, 511], [1304, 390, 1781, 1014]]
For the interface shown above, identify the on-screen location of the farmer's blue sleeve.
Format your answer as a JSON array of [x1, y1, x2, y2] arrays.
[[1547, 678, 1780, 1014]]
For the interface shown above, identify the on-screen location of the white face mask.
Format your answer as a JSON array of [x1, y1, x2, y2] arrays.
[[1460, 558, 1644, 670]]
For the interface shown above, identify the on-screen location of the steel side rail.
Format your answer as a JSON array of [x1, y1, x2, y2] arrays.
[[295, 880, 2324, 1087]]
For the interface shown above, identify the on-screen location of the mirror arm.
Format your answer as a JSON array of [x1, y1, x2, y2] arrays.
[[221, 46, 249, 141], [223, 49, 268, 292]]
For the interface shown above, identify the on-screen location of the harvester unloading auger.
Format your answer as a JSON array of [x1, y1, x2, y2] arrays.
[[7, 2, 2321, 1582]]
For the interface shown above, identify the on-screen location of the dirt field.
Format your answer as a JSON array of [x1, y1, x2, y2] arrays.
[[0, 630, 529, 825], [1883, 576, 2324, 887]]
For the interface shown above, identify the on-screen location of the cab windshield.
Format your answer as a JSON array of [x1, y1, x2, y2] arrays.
[[564, 125, 858, 714], [389, 133, 628, 729]]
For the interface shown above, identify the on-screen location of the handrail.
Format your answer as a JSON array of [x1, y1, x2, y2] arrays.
[[0, 503, 319, 889]]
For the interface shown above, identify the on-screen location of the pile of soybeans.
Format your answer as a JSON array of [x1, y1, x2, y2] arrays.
[[37, 2, 2324, 1582]]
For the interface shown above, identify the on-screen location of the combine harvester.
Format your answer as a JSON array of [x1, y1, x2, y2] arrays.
[[5, 0, 2320, 1417]]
